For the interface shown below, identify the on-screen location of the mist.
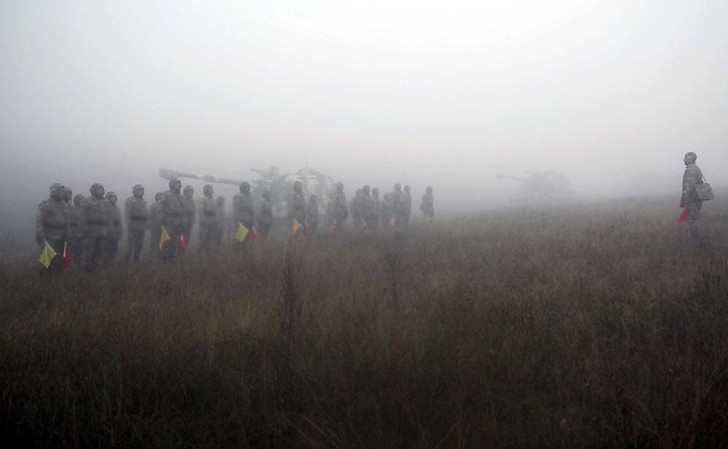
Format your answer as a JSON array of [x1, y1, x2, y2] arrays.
[[2, 0, 727, 249]]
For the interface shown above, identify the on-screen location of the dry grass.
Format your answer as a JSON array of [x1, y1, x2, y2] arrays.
[[1, 195, 727, 448]]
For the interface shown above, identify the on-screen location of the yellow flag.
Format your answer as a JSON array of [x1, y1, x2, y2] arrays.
[[358, 218, 368, 231], [158, 226, 170, 249], [389, 216, 396, 228], [38, 240, 57, 268], [234, 222, 249, 242], [290, 219, 302, 235]]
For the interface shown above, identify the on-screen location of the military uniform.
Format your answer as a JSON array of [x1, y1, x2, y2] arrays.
[[329, 184, 348, 231], [160, 180, 185, 260], [403, 186, 412, 227], [82, 184, 111, 272], [68, 194, 85, 265], [371, 188, 381, 231], [105, 193, 123, 263], [124, 186, 148, 262], [680, 153, 705, 245], [257, 192, 274, 240], [198, 185, 218, 250], [306, 195, 320, 234], [360, 186, 376, 231], [233, 183, 255, 243], [214, 196, 225, 246], [182, 186, 196, 246], [148, 193, 163, 258], [35, 184, 68, 272], [391, 184, 406, 229], [420, 187, 434, 223], [288, 182, 306, 233]]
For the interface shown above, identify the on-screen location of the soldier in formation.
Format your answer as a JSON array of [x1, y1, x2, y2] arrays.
[[35, 183, 68, 273], [257, 190, 274, 240], [198, 184, 219, 251], [391, 183, 406, 229], [233, 182, 255, 243], [159, 179, 186, 260], [149, 192, 163, 258], [124, 184, 148, 263], [215, 195, 226, 245], [403, 185, 412, 227], [68, 194, 85, 264], [371, 187, 381, 231], [182, 185, 196, 249], [306, 194, 320, 234], [329, 182, 348, 233], [105, 192, 123, 264], [288, 180, 306, 234], [420, 186, 434, 223], [82, 183, 112, 272]]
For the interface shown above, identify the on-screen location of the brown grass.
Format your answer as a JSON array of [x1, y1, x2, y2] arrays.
[[1, 195, 727, 448]]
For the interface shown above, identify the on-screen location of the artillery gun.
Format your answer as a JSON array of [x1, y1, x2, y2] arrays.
[[159, 166, 337, 217], [496, 170, 573, 204]]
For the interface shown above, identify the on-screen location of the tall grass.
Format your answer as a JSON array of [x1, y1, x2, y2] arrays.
[[1, 196, 727, 448]]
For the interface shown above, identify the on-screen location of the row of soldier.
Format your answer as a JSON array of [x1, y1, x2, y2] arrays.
[[36, 179, 435, 272]]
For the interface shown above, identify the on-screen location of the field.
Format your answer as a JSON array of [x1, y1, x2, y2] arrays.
[[1, 195, 727, 448]]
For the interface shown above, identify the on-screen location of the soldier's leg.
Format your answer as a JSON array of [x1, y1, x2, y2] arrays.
[[687, 201, 702, 245]]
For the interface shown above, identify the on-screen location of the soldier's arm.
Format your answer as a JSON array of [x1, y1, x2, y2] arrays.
[[35, 203, 46, 246]]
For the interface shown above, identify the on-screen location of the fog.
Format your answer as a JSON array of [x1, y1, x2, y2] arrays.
[[2, 0, 727, 248]]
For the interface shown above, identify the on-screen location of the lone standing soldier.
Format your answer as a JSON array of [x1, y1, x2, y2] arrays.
[[105, 192, 123, 264], [233, 181, 255, 244], [182, 185, 196, 249], [306, 194, 320, 234], [160, 179, 186, 260], [35, 183, 68, 273], [198, 184, 218, 251], [257, 190, 274, 240], [420, 186, 434, 223], [124, 184, 148, 263], [329, 182, 348, 232], [288, 180, 306, 234], [82, 183, 111, 272], [680, 152, 705, 246]]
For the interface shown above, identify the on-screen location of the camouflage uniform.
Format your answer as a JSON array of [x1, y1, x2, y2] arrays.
[[214, 196, 225, 246], [680, 152, 704, 245], [124, 185, 148, 263], [371, 188, 381, 231], [148, 193, 163, 258], [403, 185, 412, 227], [329, 182, 348, 232], [391, 184, 406, 229], [351, 189, 363, 229], [198, 184, 218, 251], [360, 186, 376, 231], [35, 183, 68, 272], [257, 191, 274, 240], [420, 186, 434, 223], [306, 194, 320, 234], [68, 194, 85, 265], [81, 183, 112, 272], [182, 185, 196, 246], [381, 193, 393, 228], [105, 192, 123, 264], [159, 179, 185, 260], [288, 181, 306, 233], [233, 182, 255, 242]]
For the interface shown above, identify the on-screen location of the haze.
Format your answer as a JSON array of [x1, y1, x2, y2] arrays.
[[1, 0, 727, 248]]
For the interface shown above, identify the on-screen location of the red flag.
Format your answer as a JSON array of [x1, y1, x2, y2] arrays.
[[178, 234, 187, 248], [60, 242, 71, 269], [677, 207, 688, 224], [248, 226, 258, 242]]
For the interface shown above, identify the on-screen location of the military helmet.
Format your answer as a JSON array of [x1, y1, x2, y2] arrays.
[[203, 184, 213, 195], [183, 185, 194, 195], [394, 183, 401, 191], [168, 178, 181, 190], [50, 183, 62, 199], [240, 181, 250, 193], [685, 151, 697, 161], [90, 183, 105, 198], [362, 185, 370, 194], [372, 187, 379, 195], [426, 185, 432, 194], [73, 194, 85, 206], [155, 192, 163, 202], [133, 184, 144, 195], [293, 180, 303, 192], [106, 191, 118, 203], [404, 185, 411, 192]]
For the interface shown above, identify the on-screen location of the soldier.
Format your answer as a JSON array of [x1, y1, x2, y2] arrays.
[[420, 186, 434, 223], [149, 192, 163, 258], [329, 182, 348, 232], [105, 192, 123, 264], [403, 185, 413, 227], [67, 194, 85, 265], [233, 182, 255, 243], [391, 183, 406, 229], [288, 180, 306, 234], [360, 185, 376, 231], [124, 184, 148, 263], [306, 194, 320, 234], [198, 184, 218, 251], [680, 152, 706, 246], [257, 190, 274, 240], [350, 188, 363, 229], [35, 183, 68, 273], [371, 187, 381, 231], [214, 195, 225, 246], [159, 179, 186, 260], [81, 183, 111, 273], [182, 185, 196, 249]]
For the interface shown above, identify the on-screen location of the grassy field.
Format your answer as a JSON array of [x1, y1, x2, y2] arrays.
[[1, 195, 727, 448]]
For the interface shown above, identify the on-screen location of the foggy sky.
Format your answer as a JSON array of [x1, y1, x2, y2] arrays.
[[1, 0, 727, 240]]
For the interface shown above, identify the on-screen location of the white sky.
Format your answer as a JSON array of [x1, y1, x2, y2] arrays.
[[1, 0, 727, 221]]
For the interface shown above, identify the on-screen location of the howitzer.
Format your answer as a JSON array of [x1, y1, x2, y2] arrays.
[[158, 168, 244, 187]]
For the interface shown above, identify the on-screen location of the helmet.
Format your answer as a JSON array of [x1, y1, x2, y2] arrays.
[[685, 152, 697, 161], [426, 185, 432, 194], [106, 191, 118, 204], [155, 192, 163, 202], [372, 187, 379, 196], [90, 183, 105, 198], [73, 194, 85, 206], [203, 184, 213, 195], [183, 185, 194, 195], [50, 183, 62, 199], [59, 186, 72, 201], [133, 184, 145, 196], [293, 180, 302, 192], [362, 185, 370, 195], [240, 181, 250, 193], [404, 185, 411, 193], [336, 182, 344, 191], [394, 183, 401, 191], [168, 179, 181, 191]]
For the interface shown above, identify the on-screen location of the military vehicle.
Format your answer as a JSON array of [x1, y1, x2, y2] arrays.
[[496, 170, 573, 204], [159, 166, 337, 217]]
